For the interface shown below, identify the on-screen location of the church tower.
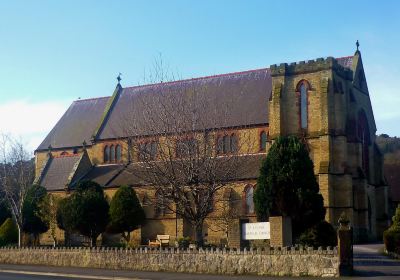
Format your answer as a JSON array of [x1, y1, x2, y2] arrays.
[[268, 48, 389, 242]]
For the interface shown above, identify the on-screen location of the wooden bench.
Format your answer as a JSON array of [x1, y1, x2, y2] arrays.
[[148, 235, 170, 248]]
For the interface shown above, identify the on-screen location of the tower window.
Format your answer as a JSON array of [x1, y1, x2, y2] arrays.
[[300, 83, 308, 129], [296, 80, 311, 130]]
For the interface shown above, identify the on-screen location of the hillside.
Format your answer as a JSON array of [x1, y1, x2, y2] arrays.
[[376, 134, 400, 204]]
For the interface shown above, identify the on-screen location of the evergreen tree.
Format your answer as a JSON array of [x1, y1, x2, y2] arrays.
[[109, 185, 145, 244], [0, 201, 11, 226], [22, 185, 49, 244], [57, 181, 109, 247], [254, 136, 326, 239], [0, 218, 18, 246]]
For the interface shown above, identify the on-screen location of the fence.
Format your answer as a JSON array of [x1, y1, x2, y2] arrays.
[[0, 245, 339, 277]]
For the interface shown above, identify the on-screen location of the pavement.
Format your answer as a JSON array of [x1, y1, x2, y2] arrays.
[[353, 243, 400, 278], [0, 243, 399, 279]]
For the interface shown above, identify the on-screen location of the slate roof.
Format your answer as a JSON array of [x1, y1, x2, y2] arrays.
[[37, 97, 110, 150], [39, 155, 81, 191], [82, 154, 265, 188], [98, 68, 271, 139], [337, 56, 354, 69], [37, 57, 353, 151], [83, 164, 125, 187]]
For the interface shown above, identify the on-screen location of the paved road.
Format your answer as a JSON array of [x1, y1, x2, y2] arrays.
[[353, 243, 400, 278], [0, 243, 399, 279]]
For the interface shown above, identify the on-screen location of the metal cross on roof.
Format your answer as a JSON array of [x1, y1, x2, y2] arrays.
[[117, 73, 122, 84], [356, 40, 360, 51]]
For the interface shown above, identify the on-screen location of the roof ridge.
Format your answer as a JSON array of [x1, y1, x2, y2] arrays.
[[123, 67, 270, 90], [54, 154, 81, 159], [336, 55, 353, 59], [73, 96, 110, 103]]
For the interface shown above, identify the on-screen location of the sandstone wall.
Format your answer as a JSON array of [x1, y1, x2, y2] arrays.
[[0, 246, 339, 277]]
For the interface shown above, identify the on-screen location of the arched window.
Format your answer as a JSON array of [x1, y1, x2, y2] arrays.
[[260, 131, 267, 151], [110, 145, 115, 162], [299, 82, 308, 129], [223, 135, 230, 154], [217, 137, 223, 154], [104, 146, 110, 163], [154, 191, 164, 217], [116, 145, 122, 162], [150, 141, 157, 160], [244, 185, 254, 214], [230, 133, 238, 153]]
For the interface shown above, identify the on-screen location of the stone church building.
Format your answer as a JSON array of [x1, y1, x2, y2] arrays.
[[34, 48, 389, 246]]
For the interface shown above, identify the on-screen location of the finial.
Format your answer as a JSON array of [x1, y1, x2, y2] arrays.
[[48, 144, 52, 151], [356, 40, 360, 51], [82, 140, 87, 149], [117, 73, 122, 84]]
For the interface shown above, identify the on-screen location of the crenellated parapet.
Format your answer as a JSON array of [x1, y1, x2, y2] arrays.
[[270, 57, 353, 80]]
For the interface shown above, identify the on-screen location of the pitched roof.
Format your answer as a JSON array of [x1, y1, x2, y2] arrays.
[[39, 155, 82, 191], [36, 97, 110, 150], [82, 154, 265, 188], [83, 164, 125, 186], [98, 68, 271, 139], [37, 56, 353, 150], [337, 56, 353, 69]]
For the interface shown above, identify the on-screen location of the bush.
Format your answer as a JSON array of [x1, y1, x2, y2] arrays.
[[177, 237, 192, 249], [0, 218, 18, 246], [383, 229, 400, 254], [383, 204, 400, 254], [297, 221, 338, 248], [0, 201, 10, 226]]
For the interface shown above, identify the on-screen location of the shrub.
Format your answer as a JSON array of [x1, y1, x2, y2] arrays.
[[297, 221, 338, 248], [383, 204, 400, 254], [177, 237, 192, 249], [0, 218, 18, 246], [383, 230, 400, 254], [0, 201, 10, 226]]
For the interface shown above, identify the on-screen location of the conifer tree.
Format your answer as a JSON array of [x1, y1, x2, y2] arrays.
[[57, 181, 109, 247], [22, 185, 49, 245], [254, 136, 326, 239], [109, 185, 145, 244]]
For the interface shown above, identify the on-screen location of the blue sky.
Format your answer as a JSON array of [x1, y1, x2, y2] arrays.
[[0, 0, 399, 152]]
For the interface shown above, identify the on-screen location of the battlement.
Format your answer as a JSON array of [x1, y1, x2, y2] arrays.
[[270, 57, 353, 80]]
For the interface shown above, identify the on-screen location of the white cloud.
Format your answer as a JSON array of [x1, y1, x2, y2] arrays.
[[0, 99, 70, 153]]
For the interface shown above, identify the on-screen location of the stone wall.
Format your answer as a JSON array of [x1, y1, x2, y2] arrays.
[[0, 246, 339, 277]]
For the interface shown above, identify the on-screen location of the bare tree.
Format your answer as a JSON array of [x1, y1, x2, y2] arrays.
[[37, 193, 61, 247], [207, 190, 240, 247], [114, 60, 257, 245], [0, 134, 34, 247]]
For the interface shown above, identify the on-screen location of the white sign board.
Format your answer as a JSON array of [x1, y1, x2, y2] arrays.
[[242, 222, 270, 240]]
